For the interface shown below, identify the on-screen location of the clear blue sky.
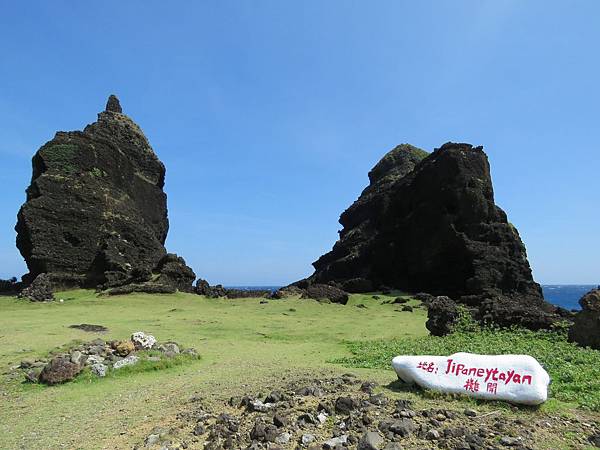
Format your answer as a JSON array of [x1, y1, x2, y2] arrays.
[[0, 1, 598, 285]]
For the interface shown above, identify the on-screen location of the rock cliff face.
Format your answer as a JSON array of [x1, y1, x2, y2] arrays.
[[15, 95, 193, 291], [307, 142, 558, 328]]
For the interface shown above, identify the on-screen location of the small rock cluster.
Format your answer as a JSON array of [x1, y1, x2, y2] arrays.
[[137, 375, 598, 450], [20, 331, 197, 385], [194, 279, 350, 305], [17, 273, 54, 302]]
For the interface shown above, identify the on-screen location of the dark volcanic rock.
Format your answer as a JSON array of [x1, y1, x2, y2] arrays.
[[270, 285, 305, 299], [15, 96, 168, 287], [477, 295, 560, 331], [305, 142, 558, 329], [39, 356, 82, 385], [105, 282, 176, 296], [15, 96, 194, 291], [426, 296, 459, 336], [569, 288, 600, 348], [0, 277, 20, 295], [301, 284, 349, 305], [225, 289, 271, 299], [195, 279, 227, 298], [18, 273, 54, 302], [155, 253, 196, 293]]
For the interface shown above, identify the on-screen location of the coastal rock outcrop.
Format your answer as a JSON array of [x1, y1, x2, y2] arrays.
[[18, 273, 54, 302], [568, 288, 600, 349], [305, 142, 559, 329], [15, 95, 194, 292], [301, 283, 349, 305]]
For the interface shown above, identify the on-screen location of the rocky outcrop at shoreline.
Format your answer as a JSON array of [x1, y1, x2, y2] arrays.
[[569, 288, 600, 349], [15, 95, 195, 293], [302, 142, 563, 330]]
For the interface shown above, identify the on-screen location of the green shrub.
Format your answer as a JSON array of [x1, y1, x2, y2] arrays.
[[41, 144, 78, 173], [335, 326, 600, 411]]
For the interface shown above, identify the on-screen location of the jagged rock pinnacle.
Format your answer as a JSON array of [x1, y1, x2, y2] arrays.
[[105, 94, 122, 113]]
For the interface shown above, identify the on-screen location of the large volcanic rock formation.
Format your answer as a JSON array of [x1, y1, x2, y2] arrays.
[[15, 95, 194, 291], [305, 142, 562, 329]]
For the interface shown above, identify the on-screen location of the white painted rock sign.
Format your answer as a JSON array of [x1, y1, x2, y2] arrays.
[[392, 352, 550, 405]]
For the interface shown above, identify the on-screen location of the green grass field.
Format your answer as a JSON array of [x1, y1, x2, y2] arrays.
[[0, 290, 427, 449], [0, 291, 598, 449]]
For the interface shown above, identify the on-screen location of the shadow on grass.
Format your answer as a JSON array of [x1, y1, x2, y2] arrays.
[[383, 378, 421, 393]]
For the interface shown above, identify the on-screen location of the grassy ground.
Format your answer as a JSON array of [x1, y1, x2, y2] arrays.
[[0, 290, 425, 449], [0, 291, 598, 449]]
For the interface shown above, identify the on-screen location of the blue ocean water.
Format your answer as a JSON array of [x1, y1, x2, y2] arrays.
[[541, 285, 597, 311], [227, 285, 597, 312]]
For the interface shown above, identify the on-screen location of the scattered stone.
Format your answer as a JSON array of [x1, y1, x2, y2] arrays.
[[299, 142, 561, 330], [388, 418, 415, 437], [298, 413, 319, 426], [392, 297, 409, 304], [91, 363, 108, 377], [589, 433, 600, 448], [250, 420, 278, 442], [426, 429, 440, 440], [131, 331, 157, 350], [113, 355, 139, 369], [382, 444, 402, 450], [323, 435, 348, 448], [85, 355, 105, 366], [25, 367, 42, 383], [70, 350, 85, 366], [335, 396, 357, 414], [39, 356, 83, 385], [144, 433, 160, 447], [358, 431, 384, 450], [368, 393, 388, 406], [499, 436, 521, 446], [157, 342, 180, 354], [113, 340, 135, 356], [248, 399, 272, 413], [275, 432, 291, 444], [273, 413, 288, 428], [401, 305, 413, 312], [464, 409, 477, 417], [301, 433, 315, 445], [265, 390, 284, 403]]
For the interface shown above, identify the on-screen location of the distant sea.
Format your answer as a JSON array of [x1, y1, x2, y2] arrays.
[[541, 285, 597, 311], [226, 284, 597, 311]]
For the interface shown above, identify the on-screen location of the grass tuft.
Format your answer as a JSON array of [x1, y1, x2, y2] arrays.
[[335, 319, 600, 411], [73, 351, 201, 384]]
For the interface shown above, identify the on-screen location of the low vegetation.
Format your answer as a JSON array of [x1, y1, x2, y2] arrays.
[[336, 308, 600, 411], [1, 291, 598, 449]]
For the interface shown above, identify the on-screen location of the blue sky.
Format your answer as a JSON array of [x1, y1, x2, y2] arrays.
[[0, 1, 598, 285]]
